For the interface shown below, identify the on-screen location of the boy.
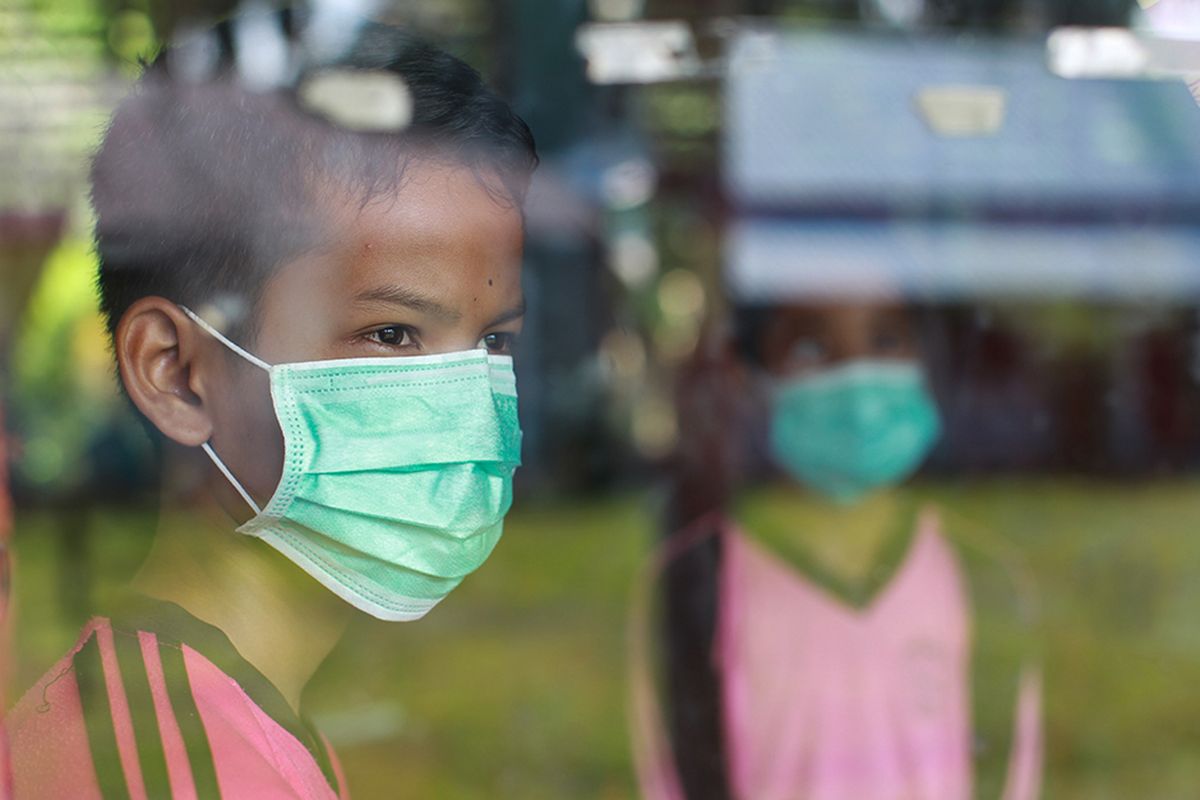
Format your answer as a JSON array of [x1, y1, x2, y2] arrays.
[[6, 10, 536, 798]]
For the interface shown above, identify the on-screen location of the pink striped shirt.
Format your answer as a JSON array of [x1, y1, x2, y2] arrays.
[[6, 598, 349, 799]]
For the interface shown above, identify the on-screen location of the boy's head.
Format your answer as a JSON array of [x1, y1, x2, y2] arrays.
[[96, 12, 537, 518], [95, 15, 537, 346]]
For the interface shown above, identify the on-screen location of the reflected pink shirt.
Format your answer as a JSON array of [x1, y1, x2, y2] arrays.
[[715, 511, 1040, 800]]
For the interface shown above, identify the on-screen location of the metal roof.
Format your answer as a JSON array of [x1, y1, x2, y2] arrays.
[[724, 28, 1200, 218]]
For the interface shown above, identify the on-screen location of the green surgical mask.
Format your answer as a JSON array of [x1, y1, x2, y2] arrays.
[[182, 307, 521, 621], [768, 359, 940, 504]]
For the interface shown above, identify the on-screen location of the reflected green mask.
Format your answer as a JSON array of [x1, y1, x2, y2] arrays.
[[768, 359, 940, 504], [183, 307, 521, 621]]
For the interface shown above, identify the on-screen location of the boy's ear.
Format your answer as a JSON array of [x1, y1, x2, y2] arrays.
[[115, 297, 216, 447]]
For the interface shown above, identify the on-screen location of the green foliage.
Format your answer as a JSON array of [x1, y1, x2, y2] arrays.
[[9, 239, 123, 493]]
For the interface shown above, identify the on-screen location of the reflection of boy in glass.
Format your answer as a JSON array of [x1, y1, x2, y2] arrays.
[[644, 297, 1041, 800], [6, 12, 536, 798], [752, 301, 939, 508]]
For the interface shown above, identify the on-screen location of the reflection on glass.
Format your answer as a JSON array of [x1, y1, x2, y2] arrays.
[[3, 7, 535, 798], [638, 295, 1041, 800], [9, 1, 1200, 798]]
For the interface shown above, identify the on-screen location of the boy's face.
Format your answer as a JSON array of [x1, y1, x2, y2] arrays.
[[200, 161, 526, 518]]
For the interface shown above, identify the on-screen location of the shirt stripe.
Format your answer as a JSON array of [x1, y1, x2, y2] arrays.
[[158, 643, 221, 799], [113, 630, 172, 798], [75, 635, 132, 799], [96, 624, 150, 800], [318, 733, 348, 799], [139, 631, 199, 800]]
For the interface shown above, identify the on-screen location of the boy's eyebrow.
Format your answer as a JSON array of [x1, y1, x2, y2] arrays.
[[485, 299, 526, 329], [353, 285, 462, 321]]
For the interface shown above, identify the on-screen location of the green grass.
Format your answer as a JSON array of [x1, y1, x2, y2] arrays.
[[10, 481, 1200, 798]]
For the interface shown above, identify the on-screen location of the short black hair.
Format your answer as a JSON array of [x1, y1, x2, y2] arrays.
[[93, 8, 537, 344]]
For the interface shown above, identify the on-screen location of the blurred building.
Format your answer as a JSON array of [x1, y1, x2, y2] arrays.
[[723, 27, 1200, 474]]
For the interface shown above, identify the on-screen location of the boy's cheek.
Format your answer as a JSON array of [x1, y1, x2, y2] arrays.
[[209, 371, 287, 507]]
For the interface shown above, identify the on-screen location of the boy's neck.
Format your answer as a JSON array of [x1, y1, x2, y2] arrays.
[[132, 490, 351, 713]]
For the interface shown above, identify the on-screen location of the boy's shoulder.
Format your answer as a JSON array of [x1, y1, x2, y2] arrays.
[[7, 603, 347, 800]]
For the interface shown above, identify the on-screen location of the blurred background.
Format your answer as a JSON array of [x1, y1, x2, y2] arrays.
[[6, 0, 1200, 797]]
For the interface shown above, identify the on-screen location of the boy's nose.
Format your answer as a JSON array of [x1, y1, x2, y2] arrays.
[[428, 329, 488, 355]]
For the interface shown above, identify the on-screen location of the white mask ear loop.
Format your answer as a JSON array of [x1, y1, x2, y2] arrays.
[[201, 442, 263, 516], [179, 305, 272, 371], [180, 305, 270, 517]]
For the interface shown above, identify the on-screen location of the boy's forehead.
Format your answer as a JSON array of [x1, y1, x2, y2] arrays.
[[247, 161, 523, 356], [272, 163, 523, 301]]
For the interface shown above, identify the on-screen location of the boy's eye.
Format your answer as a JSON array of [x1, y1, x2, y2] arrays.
[[480, 332, 516, 354], [369, 326, 415, 347]]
